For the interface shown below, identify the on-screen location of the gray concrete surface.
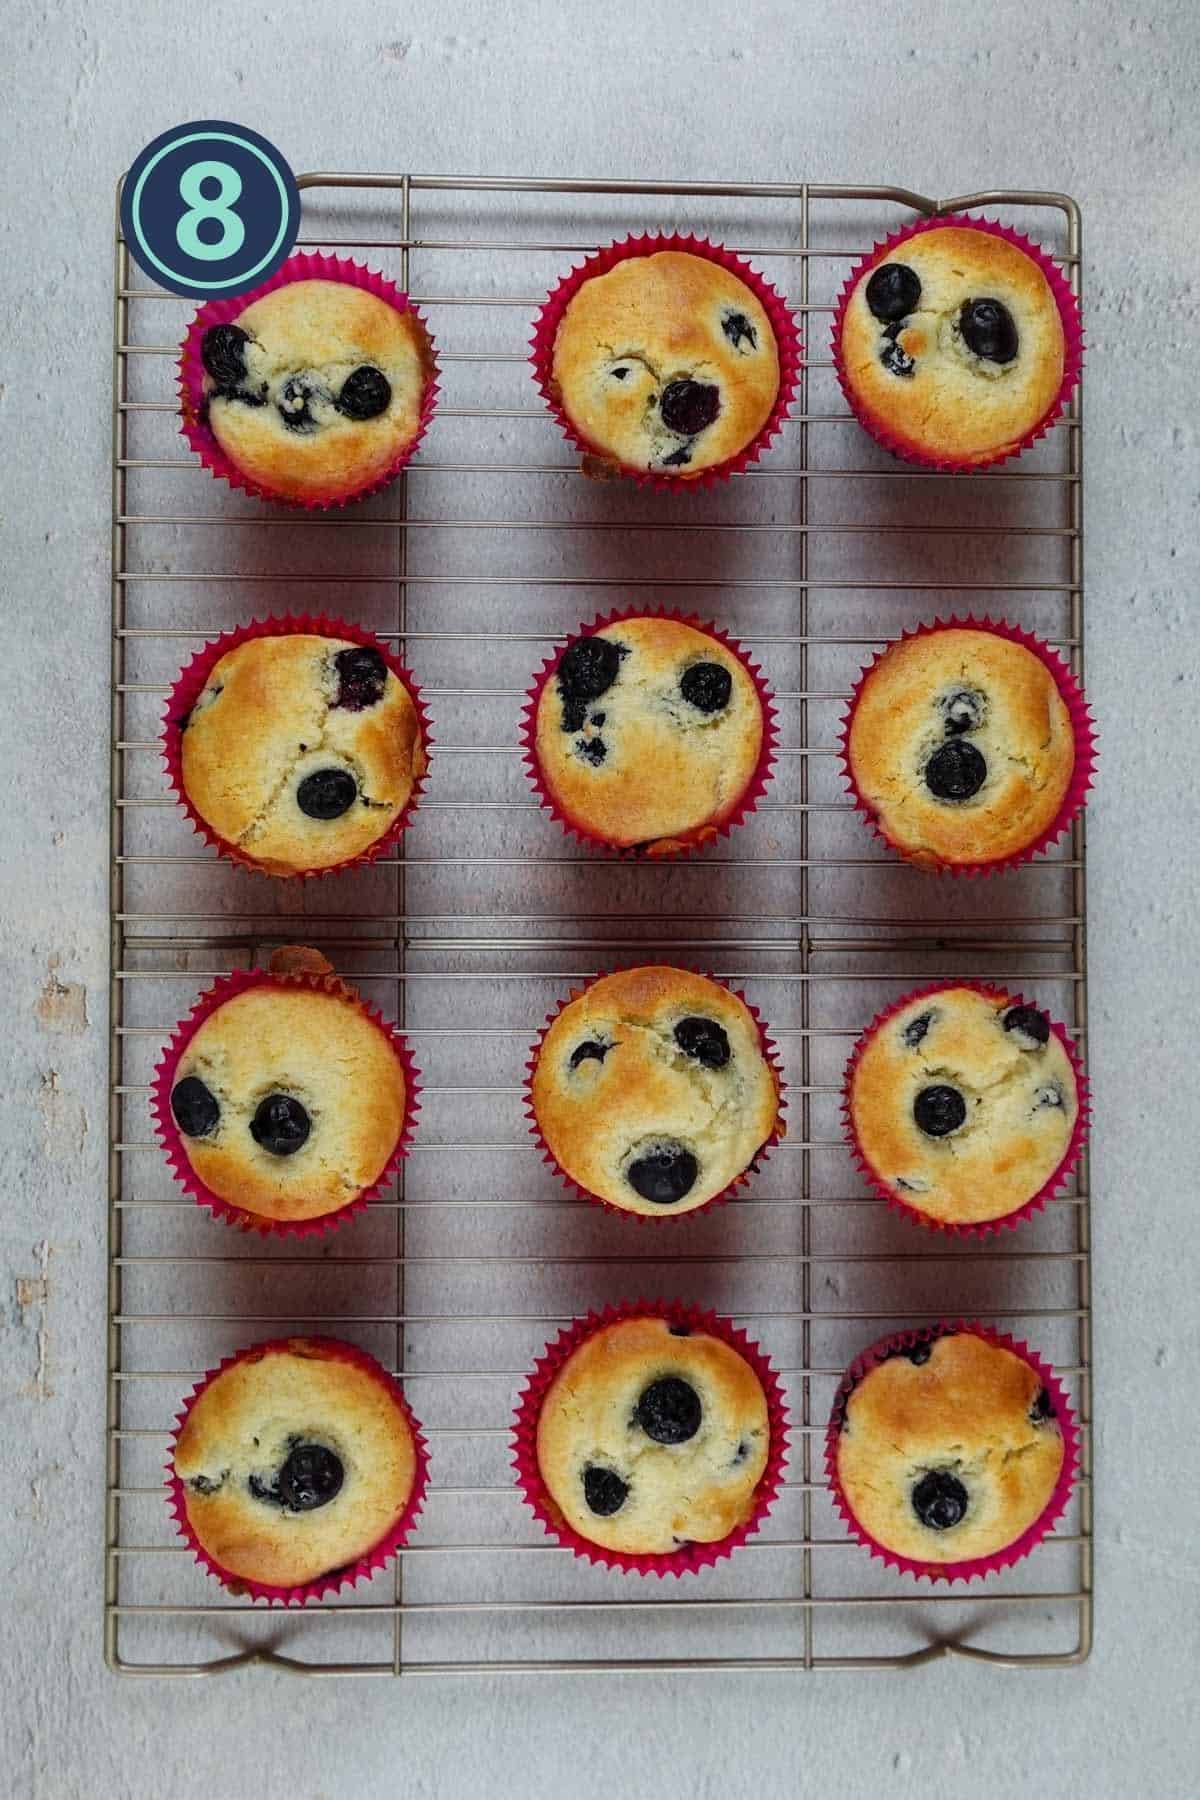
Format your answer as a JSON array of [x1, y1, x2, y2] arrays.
[[2, 0, 1198, 1795]]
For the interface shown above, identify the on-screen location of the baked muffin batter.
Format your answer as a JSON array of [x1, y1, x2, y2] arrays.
[[174, 1338, 419, 1589], [530, 965, 781, 1217], [839, 226, 1066, 464], [533, 616, 765, 853], [535, 1315, 771, 1555], [550, 251, 780, 476], [198, 278, 434, 501], [848, 985, 1079, 1226], [180, 633, 426, 875], [845, 626, 1075, 867], [834, 1331, 1065, 1565]]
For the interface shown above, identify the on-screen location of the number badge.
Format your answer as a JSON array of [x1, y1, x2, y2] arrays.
[[120, 120, 300, 299]]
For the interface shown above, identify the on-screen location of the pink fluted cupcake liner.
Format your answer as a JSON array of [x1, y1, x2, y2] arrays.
[[831, 213, 1083, 471], [162, 613, 432, 880], [519, 608, 778, 858], [825, 1322, 1080, 1584], [524, 966, 786, 1225], [530, 233, 802, 490], [511, 1300, 790, 1577], [166, 1334, 429, 1604], [838, 615, 1097, 875], [842, 980, 1090, 1236], [150, 965, 421, 1238], [178, 250, 439, 508]]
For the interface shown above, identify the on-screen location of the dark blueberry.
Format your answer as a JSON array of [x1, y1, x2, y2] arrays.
[[660, 378, 721, 436], [913, 1084, 967, 1138], [250, 1093, 311, 1157], [865, 262, 921, 323], [213, 383, 267, 408], [590, 712, 606, 727], [673, 1015, 731, 1070], [189, 1471, 226, 1496], [1035, 1083, 1065, 1110], [660, 443, 693, 467], [1002, 1004, 1050, 1046], [627, 1143, 698, 1205], [732, 1439, 750, 1464], [576, 736, 607, 765], [679, 661, 732, 714], [582, 1465, 628, 1516], [278, 374, 320, 431], [667, 1323, 692, 1337], [880, 332, 916, 378], [557, 636, 626, 733], [960, 297, 1019, 364], [911, 1469, 968, 1531], [333, 645, 388, 711], [906, 1342, 933, 1366], [297, 767, 359, 819], [170, 1075, 220, 1139], [201, 323, 250, 388], [278, 1443, 344, 1511], [902, 1010, 934, 1049], [1030, 1386, 1056, 1423], [635, 1376, 702, 1445], [610, 365, 630, 381], [569, 1039, 609, 1070], [943, 688, 985, 735], [248, 1471, 278, 1503], [722, 310, 758, 351], [337, 364, 392, 421], [925, 739, 987, 802]]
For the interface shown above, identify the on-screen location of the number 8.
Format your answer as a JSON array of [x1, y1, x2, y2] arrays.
[[176, 159, 245, 262]]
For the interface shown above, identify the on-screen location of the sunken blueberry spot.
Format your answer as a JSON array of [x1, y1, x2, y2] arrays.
[[1035, 1083, 1065, 1110], [557, 635, 627, 733], [660, 443, 693, 467], [902, 1010, 934, 1049], [590, 711, 605, 727], [880, 329, 916, 378], [674, 1015, 731, 1070], [250, 1093, 311, 1157], [278, 1443, 344, 1511], [680, 661, 732, 714], [732, 1439, 750, 1464], [660, 378, 721, 437], [189, 1471, 226, 1496], [297, 767, 359, 820], [960, 297, 1019, 364], [722, 310, 758, 351], [925, 739, 987, 802], [906, 1343, 933, 1365], [569, 1039, 609, 1070], [911, 1469, 968, 1531], [635, 1376, 702, 1445], [943, 688, 985, 735], [1030, 1386, 1056, 1423], [333, 645, 388, 711], [610, 365, 630, 381], [1002, 1004, 1051, 1046], [865, 262, 921, 323], [337, 364, 391, 421], [170, 1075, 220, 1139], [627, 1142, 698, 1206], [278, 374, 321, 431], [201, 323, 250, 388], [582, 1465, 628, 1516], [576, 736, 607, 765], [668, 1323, 692, 1337], [913, 1084, 967, 1138]]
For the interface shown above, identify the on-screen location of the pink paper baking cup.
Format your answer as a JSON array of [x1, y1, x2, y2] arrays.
[[524, 966, 786, 1225], [161, 613, 432, 880], [831, 213, 1083, 470], [530, 233, 802, 490], [178, 251, 440, 508], [150, 967, 421, 1238], [166, 1334, 430, 1604], [511, 1300, 790, 1577], [824, 1322, 1080, 1584], [519, 608, 778, 858], [838, 615, 1097, 875], [842, 980, 1090, 1236]]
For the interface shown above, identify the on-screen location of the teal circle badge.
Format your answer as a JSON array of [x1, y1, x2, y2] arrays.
[[120, 121, 300, 299]]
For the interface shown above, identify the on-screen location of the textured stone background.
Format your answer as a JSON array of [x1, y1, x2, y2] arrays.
[[2, 1, 1197, 1795]]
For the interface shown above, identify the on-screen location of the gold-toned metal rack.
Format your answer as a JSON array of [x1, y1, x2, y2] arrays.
[[107, 174, 1091, 1675]]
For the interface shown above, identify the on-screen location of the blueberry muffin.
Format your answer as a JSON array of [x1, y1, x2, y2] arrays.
[[173, 1337, 421, 1590], [531, 616, 766, 854], [549, 250, 781, 477], [534, 1315, 772, 1556], [837, 224, 1068, 465], [165, 967, 409, 1226], [848, 986, 1080, 1227], [530, 965, 782, 1218], [194, 276, 435, 502], [179, 631, 426, 875], [845, 625, 1076, 867], [832, 1330, 1066, 1566]]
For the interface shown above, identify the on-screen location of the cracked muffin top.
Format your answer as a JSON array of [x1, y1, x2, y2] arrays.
[[838, 226, 1066, 465], [197, 279, 435, 503], [847, 985, 1079, 1227], [178, 633, 426, 875], [550, 251, 780, 476], [530, 965, 782, 1217], [845, 627, 1076, 867]]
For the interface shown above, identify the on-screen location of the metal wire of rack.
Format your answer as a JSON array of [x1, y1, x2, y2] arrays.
[[107, 174, 1092, 1676]]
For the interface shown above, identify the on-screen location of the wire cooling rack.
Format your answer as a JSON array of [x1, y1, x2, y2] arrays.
[[107, 174, 1091, 1675]]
